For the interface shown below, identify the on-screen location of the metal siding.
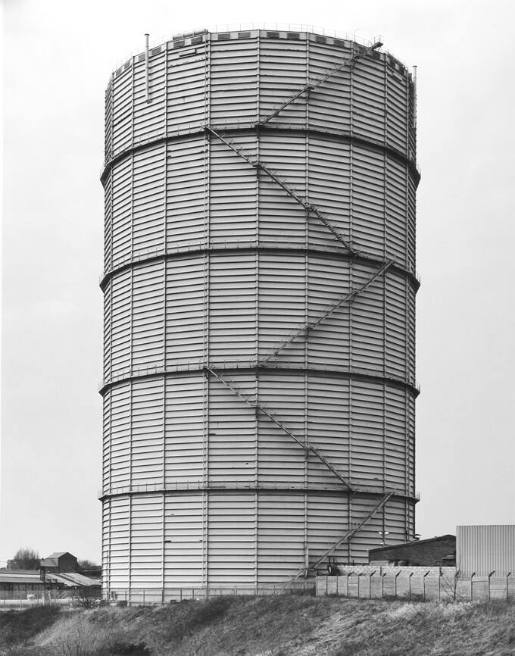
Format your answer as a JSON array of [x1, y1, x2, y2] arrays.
[[102, 31, 418, 591], [210, 38, 258, 126], [133, 54, 166, 144], [308, 40, 352, 134], [259, 38, 307, 127], [166, 45, 207, 133], [132, 147, 166, 258], [457, 525, 515, 576]]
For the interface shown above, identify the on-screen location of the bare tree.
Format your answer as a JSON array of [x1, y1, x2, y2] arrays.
[[8, 547, 40, 570]]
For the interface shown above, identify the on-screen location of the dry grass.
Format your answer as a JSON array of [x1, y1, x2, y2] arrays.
[[0, 596, 514, 655], [0, 605, 61, 655]]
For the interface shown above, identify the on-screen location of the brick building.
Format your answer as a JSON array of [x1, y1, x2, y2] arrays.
[[369, 535, 456, 566]]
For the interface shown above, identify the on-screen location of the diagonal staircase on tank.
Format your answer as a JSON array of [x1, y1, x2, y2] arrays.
[[205, 126, 354, 252], [286, 490, 396, 584], [205, 127, 396, 349], [256, 40, 383, 126], [204, 365, 353, 491], [260, 259, 393, 365], [205, 127, 398, 575], [205, 368, 398, 514], [206, 39, 399, 581], [205, 366, 399, 583]]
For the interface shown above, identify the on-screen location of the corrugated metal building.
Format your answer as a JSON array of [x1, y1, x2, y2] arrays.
[[101, 28, 419, 594], [457, 525, 515, 576]]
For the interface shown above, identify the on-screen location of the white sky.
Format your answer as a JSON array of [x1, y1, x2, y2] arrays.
[[1, 0, 514, 564]]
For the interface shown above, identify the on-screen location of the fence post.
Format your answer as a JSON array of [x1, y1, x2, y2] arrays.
[[470, 573, 476, 601], [507, 573, 511, 601], [369, 571, 376, 600], [423, 571, 430, 602], [408, 572, 414, 601], [394, 571, 401, 599], [453, 569, 460, 601], [381, 572, 387, 599], [488, 571, 495, 601]]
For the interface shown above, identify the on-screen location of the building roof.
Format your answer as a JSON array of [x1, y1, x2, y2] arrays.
[[0, 571, 41, 585], [46, 572, 100, 587], [0, 570, 99, 588], [40, 552, 77, 568], [369, 535, 455, 555]]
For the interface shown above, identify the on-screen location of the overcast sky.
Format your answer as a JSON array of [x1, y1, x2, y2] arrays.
[[1, 0, 514, 564]]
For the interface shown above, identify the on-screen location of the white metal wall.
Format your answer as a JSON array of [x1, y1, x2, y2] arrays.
[[457, 525, 515, 576], [102, 29, 418, 591]]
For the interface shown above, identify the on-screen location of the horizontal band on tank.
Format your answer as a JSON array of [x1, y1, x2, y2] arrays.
[[100, 244, 420, 292], [101, 124, 420, 186], [99, 363, 419, 397], [99, 483, 419, 504]]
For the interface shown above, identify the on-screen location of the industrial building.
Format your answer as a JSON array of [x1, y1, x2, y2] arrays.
[[457, 525, 515, 577], [100, 28, 419, 595], [0, 552, 101, 601]]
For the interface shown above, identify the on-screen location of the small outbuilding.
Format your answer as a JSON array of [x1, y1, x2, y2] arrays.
[[40, 552, 78, 573], [369, 535, 456, 566]]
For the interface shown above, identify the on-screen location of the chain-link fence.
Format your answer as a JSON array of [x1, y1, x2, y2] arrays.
[[104, 580, 315, 606], [0, 588, 101, 608]]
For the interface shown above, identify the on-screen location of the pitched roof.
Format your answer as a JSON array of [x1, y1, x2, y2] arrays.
[[44, 552, 71, 559]]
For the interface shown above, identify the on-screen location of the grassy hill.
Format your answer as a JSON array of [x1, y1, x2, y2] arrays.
[[1, 594, 514, 655]]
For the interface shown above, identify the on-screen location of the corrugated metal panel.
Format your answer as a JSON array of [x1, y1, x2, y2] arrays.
[[102, 491, 412, 589], [102, 254, 413, 380], [102, 30, 418, 591], [102, 371, 415, 498], [457, 525, 515, 576]]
